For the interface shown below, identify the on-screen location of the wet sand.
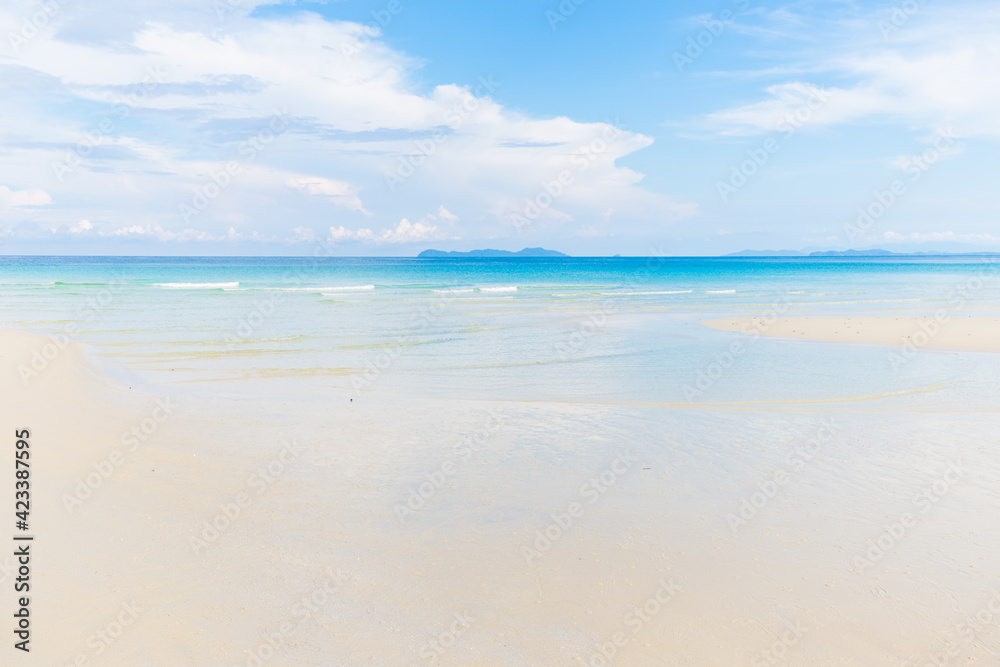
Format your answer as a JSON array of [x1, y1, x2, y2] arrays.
[[4, 328, 1000, 665], [702, 315, 1000, 353]]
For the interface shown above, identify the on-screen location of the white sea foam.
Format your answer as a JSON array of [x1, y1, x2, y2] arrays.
[[478, 286, 518, 293], [321, 284, 375, 291], [278, 285, 375, 292], [432, 288, 475, 294], [706, 289, 736, 294], [601, 289, 692, 296], [154, 282, 240, 289]]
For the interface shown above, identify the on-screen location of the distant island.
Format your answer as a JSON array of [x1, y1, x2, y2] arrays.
[[726, 249, 808, 257], [727, 249, 1000, 257], [808, 249, 897, 257], [418, 247, 568, 258]]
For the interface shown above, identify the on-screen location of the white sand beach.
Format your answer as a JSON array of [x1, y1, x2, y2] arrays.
[[702, 315, 1000, 353], [5, 326, 1000, 665]]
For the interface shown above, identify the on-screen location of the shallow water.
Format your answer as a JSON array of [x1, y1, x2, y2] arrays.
[[3, 256, 1000, 404]]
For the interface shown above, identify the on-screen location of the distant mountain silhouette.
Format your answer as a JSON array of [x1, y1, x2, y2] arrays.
[[725, 249, 807, 257], [418, 247, 568, 258], [728, 249, 1000, 257]]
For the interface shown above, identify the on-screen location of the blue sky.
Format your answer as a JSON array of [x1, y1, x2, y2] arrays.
[[1, 0, 998, 255]]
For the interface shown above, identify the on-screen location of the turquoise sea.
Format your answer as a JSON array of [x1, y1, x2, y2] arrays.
[[2, 255, 1000, 406]]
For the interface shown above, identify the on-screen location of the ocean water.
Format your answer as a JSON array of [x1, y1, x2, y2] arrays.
[[4, 256, 1000, 664], [2, 255, 1000, 405]]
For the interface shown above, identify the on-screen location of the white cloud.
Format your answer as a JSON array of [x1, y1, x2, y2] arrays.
[[871, 230, 1000, 245], [328, 207, 459, 245], [0, 185, 52, 208], [889, 127, 963, 171], [435, 205, 458, 225], [375, 218, 447, 244], [112, 225, 151, 237], [327, 226, 357, 242], [69, 219, 93, 234], [108, 224, 223, 242], [286, 176, 372, 217], [704, 5, 1000, 138], [288, 226, 315, 243], [705, 82, 885, 136]]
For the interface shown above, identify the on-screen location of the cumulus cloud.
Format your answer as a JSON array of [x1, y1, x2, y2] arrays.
[[69, 219, 93, 234], [369, 218, 448, 244], [0, 185, 52, 208], [435, 205, 458, 225], [286, 176, 372, 217], [328, 206, 459, 245], [288, 226, 315, 243], [108, 224, 224, 242]]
